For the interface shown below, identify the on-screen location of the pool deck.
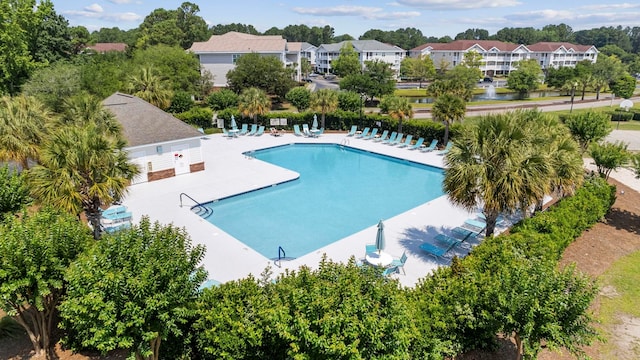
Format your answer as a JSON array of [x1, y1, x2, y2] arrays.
[[123, 132, 493, 288]]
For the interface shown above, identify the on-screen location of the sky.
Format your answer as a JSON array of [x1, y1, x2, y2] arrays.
[[52, 0, 640, 39]]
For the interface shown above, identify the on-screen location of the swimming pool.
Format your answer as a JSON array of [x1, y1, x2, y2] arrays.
[[201, 144, 444, 259]]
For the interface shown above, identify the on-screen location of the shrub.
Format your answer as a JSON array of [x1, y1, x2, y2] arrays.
[[610, 109, 634, 121], [285, 87, 311, 112], [175, 107, 213, 129], [207, 89, 238, 111], [168, 91, 195, 114], [338, 91, 362, 112]]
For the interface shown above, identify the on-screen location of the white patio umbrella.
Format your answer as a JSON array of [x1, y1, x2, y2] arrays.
[[312, 114, 318, 129], [230, 115, 237, 130], [375, 220, 386, 254]]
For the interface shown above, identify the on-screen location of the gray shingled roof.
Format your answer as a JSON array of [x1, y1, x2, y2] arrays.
[[103, 93, 202, 148], [319, 40, 404, 52]]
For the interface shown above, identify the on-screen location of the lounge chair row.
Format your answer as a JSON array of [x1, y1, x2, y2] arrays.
[[293, 124, 324, 138], [347, 126, 452, 154], [223, 124, 265, 137]]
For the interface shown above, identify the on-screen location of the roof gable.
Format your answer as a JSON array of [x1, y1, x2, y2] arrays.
[[103, 93, 202, 147]]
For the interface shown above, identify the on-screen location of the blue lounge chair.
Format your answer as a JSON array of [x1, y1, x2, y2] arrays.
[[363, 128, 378, 140], [302, 124, 312, 137], [408, 137, 425, 150], [311, 128, 324, 137], [381, 131, 397, 144], [355, 127, 370, 139], [387, 133, 403, 146], [255, 126, 265, 136], [365, 244, 377, 256], [420, 139, 438, 152], [390, 252, 408, 275], [373, 130, 389, 142], [246, 124, 258, 136], [463, 218, 487, 232], [451, 227, 477, 241], [419, 234, 458, 259], [346, 125, 358, 136], [293, 124, 303, 136], [239, 123, 249, 135], [381, 266, 398, 277], [397, 135, 414, 148], [436, 142, 453, 155], [222, 128, 235, 138]]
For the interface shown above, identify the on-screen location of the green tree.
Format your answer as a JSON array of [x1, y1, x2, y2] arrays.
[[127, 67, 174, 110], [168, 91, 195, 113], [631, 153, 640, 179], [610, 73, 636, 99], [507, 59, 542, 99], [0, 0, 38, 94], [238, 87, 270, 124], [400, 55, 436, 87], [0, 208, 91, 359], [21, 62, 82, 113], [207, 89, 238, 111], [363, 59, 397, 100], [339, 73, 372, 101], [300, 57, 313, 78], [589, 141, 630, 180], [337, 91, 362, 112], [131, 45, 202, 93], [443, 111, 555, 237], [545, 66, 576, 90], [175, 2, 209, 49], [227, 52, 295, 98], [285, 87, 311, 112], [29, 0, 73, 64], [29, 120, 138, 240], [431, 94, 466, 145], [494, 258, 598, 360], [0, 95, 50, 169], [60, 218, 207, 360], [331, 42, 361, 77], [380, 95, 413, 133], [574, 60, 594, 100], [310, 89, 339, 129], [0, 165, 30, 219], [564, 111, 612, 154], [78, 52, 132, 98], [69, 25, 91, 54]]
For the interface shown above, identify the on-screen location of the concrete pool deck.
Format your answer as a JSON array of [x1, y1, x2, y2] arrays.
[[122, 132, 505, 287]]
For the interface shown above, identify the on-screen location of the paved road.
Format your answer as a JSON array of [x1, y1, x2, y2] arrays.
[[414, 95, 640, 119]]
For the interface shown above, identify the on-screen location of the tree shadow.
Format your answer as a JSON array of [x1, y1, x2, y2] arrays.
[[604, 208, 640, 236], [397, 225, 474, 265]]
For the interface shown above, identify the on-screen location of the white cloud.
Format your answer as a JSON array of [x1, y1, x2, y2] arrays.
[[580, 3, 640, 11], [107, 0, 134, 4], [62, 10, 142, 23], [293, 6, 383, 17], [84, 3, 103, 13], [395, 0, 521, 10], [366, 11, 421, 20]]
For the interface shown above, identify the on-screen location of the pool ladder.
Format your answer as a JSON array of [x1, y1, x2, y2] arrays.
[[275, 246, 287, 267], [179, 193, 213, 219]]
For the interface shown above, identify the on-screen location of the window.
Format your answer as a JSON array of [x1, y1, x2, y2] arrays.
[[232, 54, 241, 64]]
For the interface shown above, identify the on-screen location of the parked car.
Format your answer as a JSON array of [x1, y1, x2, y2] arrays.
[[483, 77, 493, 83]]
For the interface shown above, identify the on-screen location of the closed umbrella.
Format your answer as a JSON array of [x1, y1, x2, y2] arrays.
[[375, 220, 385, 254], [312, 114, 318, 130], [230, 115, 237, 130]]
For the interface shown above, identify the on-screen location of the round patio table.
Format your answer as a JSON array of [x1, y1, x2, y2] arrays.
[[365, 251, 393, 267]]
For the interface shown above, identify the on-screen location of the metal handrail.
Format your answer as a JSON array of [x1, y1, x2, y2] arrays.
[[179, 193, 212, 218]]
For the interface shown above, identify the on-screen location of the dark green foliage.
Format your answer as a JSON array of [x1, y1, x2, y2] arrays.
[[60, 217, 207, 360], [194, 258, 414, 359], [207, 89, 239, 111], [175, 107, 213, 129], [563, 111, 612, 153], [610, 109, 635, 121], [0, 315, 24, 339], [131, 45, 202, 93], [505, 175, 615, 259], [168, 91, 195, 113], [284, 87, 311, 112], [337, 91, 362, 112], [0, 166, 30, 219], [610, 73, 636, 99], [226, 53, 296, 98]]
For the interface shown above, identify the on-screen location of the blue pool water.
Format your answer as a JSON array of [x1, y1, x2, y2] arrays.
[[202, 144, 444, 259]]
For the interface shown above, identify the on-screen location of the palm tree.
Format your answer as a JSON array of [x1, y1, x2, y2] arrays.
[[127, 67, 173, 110], [443, 111, 553, 237], [431, 93, 466, 146], [57, 94, 122, 136], [238, 87, 271, 124], [310, 89, 338, 129], [383, 96, 413, 133], [0, 95, 50, 169], [29, 123, 138, 240]]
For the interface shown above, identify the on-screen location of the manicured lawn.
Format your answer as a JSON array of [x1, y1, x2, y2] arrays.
[[597, 250, 640, 358]]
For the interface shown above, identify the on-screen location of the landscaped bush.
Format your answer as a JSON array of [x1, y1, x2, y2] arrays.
[[175, 107, 213, 129], [610, 109, 634, 121]]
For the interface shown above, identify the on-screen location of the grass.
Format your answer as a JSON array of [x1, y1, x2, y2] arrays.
[[597, 250, 640, 358]]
